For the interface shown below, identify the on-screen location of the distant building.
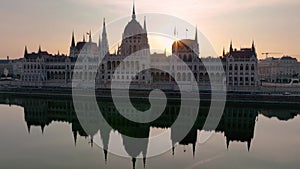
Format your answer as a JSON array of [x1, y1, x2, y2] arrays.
[[223, 42, 258, 86], [12, 58, 23, 79], [21, 45, 72, 85], [258, 56, 300, 83], [0, 56, 13, 78]]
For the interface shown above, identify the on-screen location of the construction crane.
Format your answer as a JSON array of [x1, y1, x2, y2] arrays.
[[285, 54, 300, 57], [261, 52, 282, 58]]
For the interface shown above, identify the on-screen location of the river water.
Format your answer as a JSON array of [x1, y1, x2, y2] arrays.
[[0, 95, 299, 169]]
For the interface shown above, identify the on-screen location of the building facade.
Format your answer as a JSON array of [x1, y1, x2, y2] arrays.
[[258, 56, 300, 83], [0, 56, 13, 79], [18, 4, 257, 90], [223, 42, 258, 87]]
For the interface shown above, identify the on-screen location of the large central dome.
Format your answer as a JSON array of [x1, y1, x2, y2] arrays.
[[123, 3, 145, 38], [123, 19, 144, 37]]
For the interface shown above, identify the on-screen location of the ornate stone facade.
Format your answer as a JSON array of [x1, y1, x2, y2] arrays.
[[18, 4, 257, 90], [223, 41, 258, 86]]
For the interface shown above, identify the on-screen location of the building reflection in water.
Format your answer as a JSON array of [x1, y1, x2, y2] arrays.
[[0, 95, 299, 169]]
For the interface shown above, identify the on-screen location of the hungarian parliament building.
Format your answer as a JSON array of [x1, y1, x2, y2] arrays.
[[19, 5, 258, 90]]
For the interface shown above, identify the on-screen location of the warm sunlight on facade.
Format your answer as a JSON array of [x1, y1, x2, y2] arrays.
[[148, 35, 175, 55]]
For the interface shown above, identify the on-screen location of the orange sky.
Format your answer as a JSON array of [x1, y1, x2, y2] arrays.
[[1, 0, 300, 60]]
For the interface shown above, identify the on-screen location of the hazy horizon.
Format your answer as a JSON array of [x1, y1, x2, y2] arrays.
[[1, 0, 300, 60]]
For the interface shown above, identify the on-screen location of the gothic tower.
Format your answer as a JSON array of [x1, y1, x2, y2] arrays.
[[24, 46, 28, 57], [70, 31, 76, 57], [101, 18, 109, 57]]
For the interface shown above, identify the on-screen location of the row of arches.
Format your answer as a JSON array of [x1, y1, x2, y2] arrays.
[[229, 64, 255, 71], [47, 71, 71, 80], [106, 61, 145, 72], [21, 75, 45, 82], [23, 64, 70, 70], [178, 54, 193, 62], [151, 72, 224, 83], [23, 64, 45, 70]]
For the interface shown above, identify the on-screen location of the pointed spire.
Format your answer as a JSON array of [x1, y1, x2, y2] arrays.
[[104, 149, 108, 164], [71, 31, 76, 47], [143, 157, 146, 169], [24, 46, 28, 56], [117, 43, 120, 54], [252, 40, 256, 52], [89, 30, 92, 43], [247, 140, 251, 152], [229, 41, 233, 54], [192, 142, 196, 158], [172, 146, 175, 156], [26, 122, 31, 134], [103, 17, 106, 28], [144, 16, 147, 32], [132, 158, 136, 169], [100, 127, 111, 163], [101, 18, 109, 56], [132, 1, 136, 20], [142, 149, 147, 169], [41, 124, 45, 134], [73, 131, 77, 146], [226, 138, 230, 150], [195, 25, 198, 42], [38, 45, 42, 53], [90, 136, 94, 147]]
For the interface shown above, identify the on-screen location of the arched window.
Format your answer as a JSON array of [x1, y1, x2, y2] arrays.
[[194, 73, 198, 82], [246, 64, 249, 71], [187, 73, 191, 81], [177, 73, 181, 81], [112, 61, 116, 69], [182, 73, 186, 81], [199, 73, 204, 80], [129, 45, 132, 54], [204, 73, 209, 82], [183, 55, 187, 62], [166, 74, 170, 81], [107, 61, 111, 70]]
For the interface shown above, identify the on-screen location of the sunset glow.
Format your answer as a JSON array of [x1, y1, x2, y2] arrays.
[[1, 0, 300, 59]]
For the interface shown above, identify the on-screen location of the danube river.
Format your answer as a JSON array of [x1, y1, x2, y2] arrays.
[[0, 95, 299, 169]]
